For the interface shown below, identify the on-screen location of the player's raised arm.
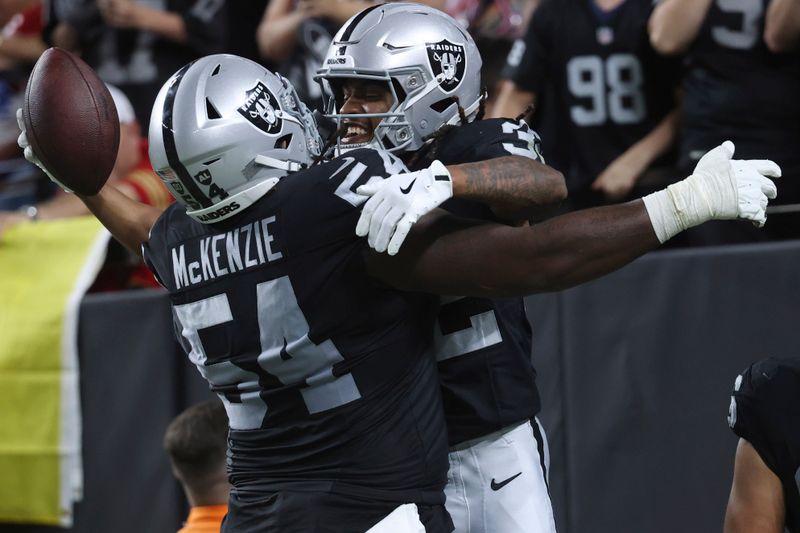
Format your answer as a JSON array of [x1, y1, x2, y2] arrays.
[[764, 0, 800, 53], [649, 0, 714, 56], [78, 187, 161, 256], [17, 113, 160, 255], [368, 141, 779, 297]]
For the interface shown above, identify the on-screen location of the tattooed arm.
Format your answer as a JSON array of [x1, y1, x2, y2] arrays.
[[356, 155, 566, 254], [448, 156, 566, 222]]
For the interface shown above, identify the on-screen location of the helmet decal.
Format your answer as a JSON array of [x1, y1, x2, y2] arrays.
[[150, 54, 322, 224], [238, 81, 283, 135], [426, 39, 466, 93], [317, 4, 483, 153]]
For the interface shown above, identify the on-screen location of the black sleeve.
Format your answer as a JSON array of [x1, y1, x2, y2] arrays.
[[500, 0, 558, 93], [141, 204, 184, 292], [434, 119, 545, 165], [280, 148, 408, 252]]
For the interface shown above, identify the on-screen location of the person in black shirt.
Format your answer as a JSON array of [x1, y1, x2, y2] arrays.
[[493, 0, 681, 210], [726, 357, 800, 533], [45, 0, 228, 131], [650, 0, 800, 242], [17, 51, 779, 531]]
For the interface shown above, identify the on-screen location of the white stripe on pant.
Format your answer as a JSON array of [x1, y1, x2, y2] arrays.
[[444, 418, 556, 533]]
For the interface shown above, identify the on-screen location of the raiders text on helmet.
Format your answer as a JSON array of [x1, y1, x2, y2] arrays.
[[316, 3, 483, 153], [149, 54, 322, 224]]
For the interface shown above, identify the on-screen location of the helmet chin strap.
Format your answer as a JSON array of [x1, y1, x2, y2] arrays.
[[254, 154, 306, 172]]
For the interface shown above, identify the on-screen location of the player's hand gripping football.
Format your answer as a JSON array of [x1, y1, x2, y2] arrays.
[[16, 108, 74, 193], [355, 160, 453, 255]]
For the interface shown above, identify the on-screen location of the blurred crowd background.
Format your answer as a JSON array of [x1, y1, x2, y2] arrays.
[[0, 0, 797, 292], [0, 1, 795, 530]]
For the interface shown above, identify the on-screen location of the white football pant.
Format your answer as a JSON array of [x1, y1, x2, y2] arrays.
[[365, 503, 425, 533], [445, 419, 556, 533]]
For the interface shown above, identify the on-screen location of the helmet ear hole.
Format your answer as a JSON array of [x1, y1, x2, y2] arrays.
[[276, 133, 293, 150], [206, 98, 222, 120], [430, 97, 455, 114], [390, 78, 406, 105]]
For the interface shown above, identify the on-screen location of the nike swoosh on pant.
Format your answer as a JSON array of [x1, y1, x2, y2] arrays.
[[490, 472, 522, 491]]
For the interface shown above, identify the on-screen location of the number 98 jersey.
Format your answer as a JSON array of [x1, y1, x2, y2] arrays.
[[728, 357, 800, 531], [502, 0, 679, 195], [143, 149, 448, 517]]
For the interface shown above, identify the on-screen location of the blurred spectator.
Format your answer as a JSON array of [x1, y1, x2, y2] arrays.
[[226, 0, 270, 65], [164, 400, 230, 533], [44, 0, 228, 130], [650, 0, 800, 243], [0, 83, 172, 289], [0, 2, 45, 149], [492, 0, 681, 211], [0, 2, 46, 69], [441, 0, 535, 38], [0, 1, 45, 194], [434, 0, 538, 113], [257, 0, 370, 109]]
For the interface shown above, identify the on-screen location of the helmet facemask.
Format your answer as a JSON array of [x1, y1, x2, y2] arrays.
[[316, 3, 485, 158], [320, 72, 415, 154]]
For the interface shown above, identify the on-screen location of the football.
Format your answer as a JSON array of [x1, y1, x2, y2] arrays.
[[23, 47, 120, 196]]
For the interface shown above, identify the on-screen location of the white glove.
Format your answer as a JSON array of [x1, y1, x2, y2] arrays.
[[16, 108, 73, 193], [355, 159, 453, 255], [643, 141, 780, 243]]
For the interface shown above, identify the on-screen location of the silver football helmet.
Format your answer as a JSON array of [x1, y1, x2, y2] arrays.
[[316, 2, 484, 153], [150, 54, 322, 224]]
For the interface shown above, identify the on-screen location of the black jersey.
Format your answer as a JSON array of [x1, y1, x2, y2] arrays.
[[682, 0, 800, 174], [414, 118, 542, 447], [45, 0, 228, 130], [503, 0, 679, 198], [729, 357, 800, 532], [143, 149, 450, 531]]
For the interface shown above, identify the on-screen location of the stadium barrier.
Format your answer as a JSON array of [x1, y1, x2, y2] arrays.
[[4, 240, 798, 533]]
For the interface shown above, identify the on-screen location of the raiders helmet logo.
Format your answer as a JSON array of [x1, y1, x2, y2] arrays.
[[426, 39, 466, 93], [238, 81, 283, 135]]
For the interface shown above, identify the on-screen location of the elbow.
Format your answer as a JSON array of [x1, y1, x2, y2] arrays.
[[649, 25, 687, 56], [530, 164, 567, 205], [257, 27, 285, 62], [764, 29, 797, 54], [549, 169, 568, 203]]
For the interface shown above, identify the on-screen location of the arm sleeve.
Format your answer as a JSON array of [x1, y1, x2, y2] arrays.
[[434, 119, 545, 165], [500, 0, 556, 93]]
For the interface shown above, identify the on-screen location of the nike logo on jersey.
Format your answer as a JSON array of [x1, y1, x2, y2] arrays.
[[400, 178, 416, 194], [490, 472, 522, 491]]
